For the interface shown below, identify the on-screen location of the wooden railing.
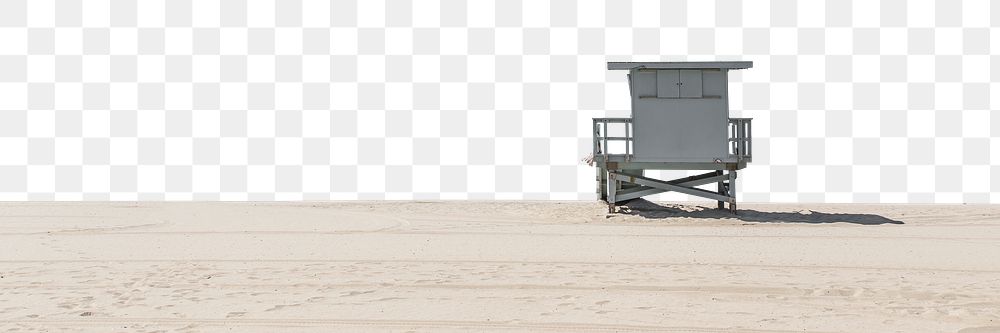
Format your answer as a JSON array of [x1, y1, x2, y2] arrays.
[[728, 118, 752, 161], [591, 118, 633, 164]]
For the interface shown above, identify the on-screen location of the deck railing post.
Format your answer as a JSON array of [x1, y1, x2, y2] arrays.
[[625, 120, 630, 158]]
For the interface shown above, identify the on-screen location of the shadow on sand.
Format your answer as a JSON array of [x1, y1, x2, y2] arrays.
[[617, 199, 904, 225]]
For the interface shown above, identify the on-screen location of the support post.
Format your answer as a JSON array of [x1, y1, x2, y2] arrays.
[[606, 170, 617, 213], [727, 170, 737, 214], [716, 170, 725, 210]]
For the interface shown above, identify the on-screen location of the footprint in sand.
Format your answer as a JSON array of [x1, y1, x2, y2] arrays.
[[341, 290, 375, 297], [958, 327, 1000, 333], [264, 304, 302, 312], [375, 297, 405, 302], [226, 312, 246, 318]]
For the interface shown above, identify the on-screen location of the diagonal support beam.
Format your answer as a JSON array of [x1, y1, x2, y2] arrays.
[[613, 172, 731, 202], [614, 171, 725, 195], [608, 172, 734, 203]]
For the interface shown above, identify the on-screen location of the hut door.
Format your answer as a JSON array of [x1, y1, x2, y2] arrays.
[[655, 70, 702, 98], [655, 70, 679, 98], [678, 70, 703, 98]]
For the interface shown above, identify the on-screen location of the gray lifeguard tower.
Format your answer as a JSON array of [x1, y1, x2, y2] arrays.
[[592, 61, 753, 213]]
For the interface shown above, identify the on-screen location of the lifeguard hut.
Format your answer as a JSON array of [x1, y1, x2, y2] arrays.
[[592, 61, 753, 213]]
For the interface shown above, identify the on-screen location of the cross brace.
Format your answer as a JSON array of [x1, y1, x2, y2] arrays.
[[613, 171, 729, 202], [605, 170, 738, 214]]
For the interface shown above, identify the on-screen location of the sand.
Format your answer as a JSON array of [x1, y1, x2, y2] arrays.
[[1, 201, 999, 332]]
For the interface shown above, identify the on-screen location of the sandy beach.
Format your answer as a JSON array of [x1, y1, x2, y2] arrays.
[[1, 201, 999, 332]]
